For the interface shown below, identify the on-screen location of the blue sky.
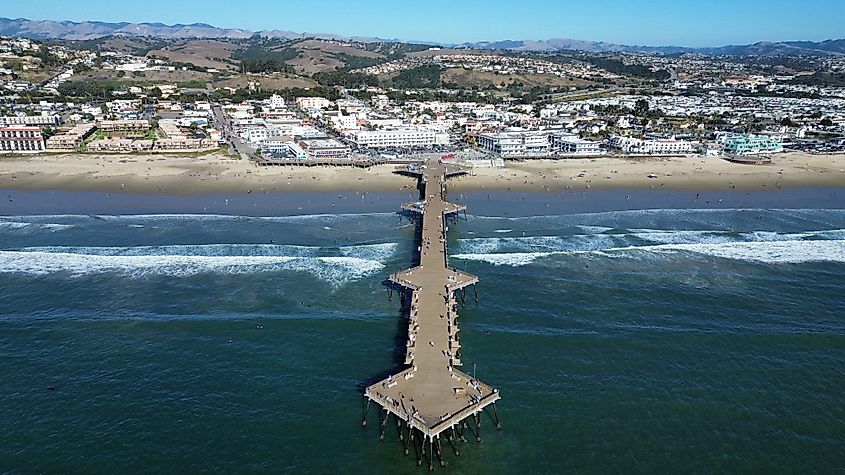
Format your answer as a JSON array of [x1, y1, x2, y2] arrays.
[[4, 0, 843, 46]]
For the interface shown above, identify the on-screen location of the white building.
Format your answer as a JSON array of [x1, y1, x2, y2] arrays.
[[295, 97, 332, 111], [0, 126, 45, 153], [261, 138, 307, 160], [0, 115, 61, 127], [347, 127, 448, 149], [368, 118, 403, 129], [476, 130, 552, 157], [241, 127, 269, 144], [297, 138, 351, 159], [116, 62, 150, 72], [613, 136, 698, 155], [326, 112, 358, 131], [550, 135, 604, 156], [269, 94, 286, 110]]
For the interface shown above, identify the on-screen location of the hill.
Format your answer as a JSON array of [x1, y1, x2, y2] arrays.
[[3, 16, 842, 58]]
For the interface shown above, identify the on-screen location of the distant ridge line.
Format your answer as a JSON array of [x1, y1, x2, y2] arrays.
[[0, 16, 843, 56]]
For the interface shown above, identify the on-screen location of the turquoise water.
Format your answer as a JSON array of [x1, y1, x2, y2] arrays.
[[1, 205, 844, 473]]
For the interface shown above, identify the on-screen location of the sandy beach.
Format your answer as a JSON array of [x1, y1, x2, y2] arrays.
[[0, 151, 843, 195]]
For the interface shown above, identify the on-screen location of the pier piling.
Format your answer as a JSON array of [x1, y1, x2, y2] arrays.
[[379, 408, 389, 441], [362, 397, 370, 427], [475, 412, 481, 443]]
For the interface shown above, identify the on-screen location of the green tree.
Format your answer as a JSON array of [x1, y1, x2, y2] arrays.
[[392, 65, 441, 89], [634, 99, 650, 116]]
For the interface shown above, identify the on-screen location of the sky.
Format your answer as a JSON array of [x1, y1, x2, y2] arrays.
[[3, 0, 844, 47]]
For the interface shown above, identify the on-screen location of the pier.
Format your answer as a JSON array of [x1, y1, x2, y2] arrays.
[[364, 159, 500, 469]]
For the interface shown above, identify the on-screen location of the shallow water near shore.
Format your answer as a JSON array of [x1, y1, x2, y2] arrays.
[[1, 189, 844, 473]]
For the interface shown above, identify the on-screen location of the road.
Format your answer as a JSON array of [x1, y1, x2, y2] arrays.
[[211, 103, 255, 159]]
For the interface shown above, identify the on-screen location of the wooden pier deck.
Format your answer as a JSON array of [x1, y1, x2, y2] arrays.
[[364, 159, 500, 464]]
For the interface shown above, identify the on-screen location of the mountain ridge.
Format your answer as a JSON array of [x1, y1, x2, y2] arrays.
[[1, 17, 843, 56]]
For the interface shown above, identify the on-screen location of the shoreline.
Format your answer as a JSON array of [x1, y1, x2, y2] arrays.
[[0, 152, 843, 196]]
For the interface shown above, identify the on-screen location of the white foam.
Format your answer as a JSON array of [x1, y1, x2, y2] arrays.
[[17, 242, 399, 262], [629, 229, 732, 245], [0, 222, 30, 229], [452, 252, 552, 266], [469, 208, 845, 221], [339, 242, 398, 262], [453, 239, 845, 266], [41, 224, 74, 231], [576, 225, 615, 233], [493, 229, 513, 233], [0, 248, 386, 285], [0, 251, 383, 285], [456, 234, 615, 255], [21, 244, 319, 258], [306, 257, 385, 283], [640, 239, 845, 264], [0, 212, 395, 224], [457, 229, 845, 258], [0, 221, 73, 231]]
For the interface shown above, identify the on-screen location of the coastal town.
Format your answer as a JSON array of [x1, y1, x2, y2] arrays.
[[1, 33, 844, 181], [2, 5, 845, 474]]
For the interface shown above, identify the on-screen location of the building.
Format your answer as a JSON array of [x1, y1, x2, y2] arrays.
[[45, 123, 96, 151], [153, 138, 205, 150], [347, 127, 448, 149], [88, 138, 153, 153], [326, 111, 359, 131], [155, 122, 206, 150], [269, 94, 286, 110], [550, 135, 604, 156], [97, 119, 151, 132], [260, 137, 307, 160], [613, 136, 698, 155], [0, 115, 60, 127], [722, 135, 783, 155], [296, 138, 351, 159], [0, 126, 45, 153], [477, 130, 552, 157], [295, 97, 332, 110]]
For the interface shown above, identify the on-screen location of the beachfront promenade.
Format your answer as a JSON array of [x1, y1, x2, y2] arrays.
[[364, 159, 500, 469]]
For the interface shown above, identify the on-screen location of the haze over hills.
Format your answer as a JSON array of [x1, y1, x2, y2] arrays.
[[459, 38, 845, 56], [0, 17, 397, 44], [1, 16, 843, 56]]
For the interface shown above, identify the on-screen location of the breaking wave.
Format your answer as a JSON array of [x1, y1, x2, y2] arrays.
[[0, 220, 73, 231], [452, 228, 845, 266], [0, 242, 398, 285], [453, 240, 845, 266]]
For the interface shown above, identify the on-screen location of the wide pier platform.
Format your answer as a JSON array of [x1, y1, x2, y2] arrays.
[[364, 159, 500, 469]]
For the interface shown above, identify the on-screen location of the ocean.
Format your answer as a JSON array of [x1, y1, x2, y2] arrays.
[[1, 189, 844, 473]]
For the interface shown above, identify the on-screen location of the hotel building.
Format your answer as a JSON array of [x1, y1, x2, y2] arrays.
[[347, 127, 448, 149], [0, 126, 45, 153]]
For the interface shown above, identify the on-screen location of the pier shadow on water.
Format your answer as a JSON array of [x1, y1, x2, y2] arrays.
[[355, 208, 422, 393]]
